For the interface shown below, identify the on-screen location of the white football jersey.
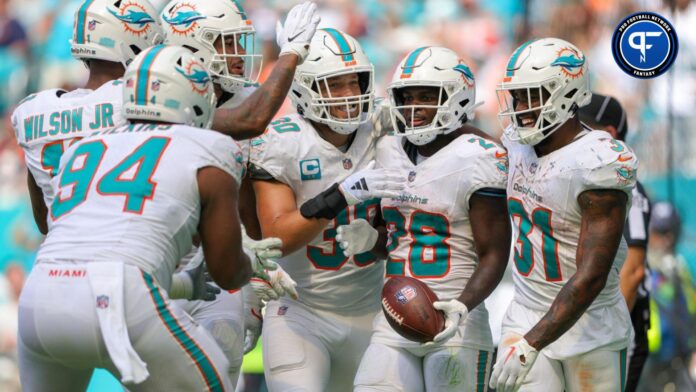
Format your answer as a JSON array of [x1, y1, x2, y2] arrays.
[[503, 128, 638, 358], [249, 113, 384, 314], [37, 124, 244, 290], [372, 134, 508, 349], [11, 81, 126, 207]]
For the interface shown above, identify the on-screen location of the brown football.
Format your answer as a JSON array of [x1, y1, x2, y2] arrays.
[[381, 276, 445, 343]]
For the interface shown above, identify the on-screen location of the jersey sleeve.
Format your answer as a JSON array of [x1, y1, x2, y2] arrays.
[[11, 95, 35, 148], [248, 116, 301, 185], [577, 138, 638, 199], [187, 130, 245, 186], [459, 138, 509, 206]]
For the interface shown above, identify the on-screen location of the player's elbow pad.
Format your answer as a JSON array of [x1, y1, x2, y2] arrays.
[[300, 183, 348, 220]]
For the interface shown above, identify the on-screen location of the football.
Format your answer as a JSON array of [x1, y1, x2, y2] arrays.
[[381, 276, 445, 343]]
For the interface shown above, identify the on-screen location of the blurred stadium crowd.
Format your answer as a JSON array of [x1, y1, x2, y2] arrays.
[[0, 0, 695, 390]]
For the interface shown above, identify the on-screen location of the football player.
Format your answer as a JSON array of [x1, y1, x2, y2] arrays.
[[248, 28, 404, 391], [13, 0, 320, 235], [338, 47, 511, 391], [489, 38, 638, 392], [17, 45, 258, 391], [159, 0, 310, 384], [579, 93, 652, 392], [12, 0, 163, 236]]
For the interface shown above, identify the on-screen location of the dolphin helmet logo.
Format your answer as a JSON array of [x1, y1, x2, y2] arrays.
[[453, 62, 475, 87], [176, 60, 211, 95], [163, 3, 206, 36], [616, 166, 635, 184], [108, 2, 154, 36], [551, 47, 586, 78]]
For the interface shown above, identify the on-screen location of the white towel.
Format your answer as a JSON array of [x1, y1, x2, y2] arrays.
[[86, 262, 149, 384]]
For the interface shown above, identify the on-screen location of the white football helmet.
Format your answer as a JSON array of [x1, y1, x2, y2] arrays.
[[388, 46, 478, 146], [161, 0, 261, 92], [290, 28, 374, 134], [122, 45, 217, 128], [70, 0, 163, 66], [497, 37, 591, 145]]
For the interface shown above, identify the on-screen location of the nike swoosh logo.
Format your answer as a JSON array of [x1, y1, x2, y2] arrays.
[[288, 30, 304, 42], [617, 154, 633, 162]]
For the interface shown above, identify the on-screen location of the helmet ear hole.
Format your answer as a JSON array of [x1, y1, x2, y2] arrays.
[[130, 45, 142, 56], [193, 105, 204, 116], [564, 88, 578, 99]]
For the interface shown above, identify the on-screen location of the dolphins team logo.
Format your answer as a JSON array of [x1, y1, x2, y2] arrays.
[[108, 2, 155, 36], [176, 59, 211, 95], [616, 165, 636, 185], [453, 62, 475, 87], [163, 2, 206, 36], [550, 47, 586, 79]]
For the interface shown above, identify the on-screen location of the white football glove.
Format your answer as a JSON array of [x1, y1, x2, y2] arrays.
[[170, 247, 221, 301], [336, 219, 378, 257], [275, 1, 321, 64], [338, 161, 405, 205], [490, 336, 539, 392], [370, 98, 393, 137], [250, 265, 299, 302], [242, 226, 282, 280], [242, 285, 263, 354], [431, 299, 468, 343]]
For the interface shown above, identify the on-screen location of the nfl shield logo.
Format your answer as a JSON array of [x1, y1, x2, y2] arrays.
[[408, 171, 416, 182], [96, 295, 109, 309], [277, 305, 288, 316], [88, 20, 97, 31], [151, 80, 160, 91], [342, 158, 353, 170], [395, 285, 417, 304]]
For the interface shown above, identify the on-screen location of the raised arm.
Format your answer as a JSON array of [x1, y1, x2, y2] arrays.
[[211, 55, 298, 139], [211, 2, 321, 139]]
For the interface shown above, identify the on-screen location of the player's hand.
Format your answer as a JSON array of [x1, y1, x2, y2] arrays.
[[336, 219, 378, 257], [338, 161, 404, 205], [242, 226, 281, 280], [184, 248, 221, 301], [431, 299, 468, 343], [242, 286, 263, 354], [250, 265, 298, 301], [275, 2, 321, 64], [490, 336, 539, 392], [370, 99, 393, 137]]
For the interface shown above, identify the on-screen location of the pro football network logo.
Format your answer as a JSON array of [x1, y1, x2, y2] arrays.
[[163, 2, 206, 36], [550, 47, 585, 79], [176, 60, 211, 96], [612, 12, 678, 78], [107, 2, 155, 36]]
